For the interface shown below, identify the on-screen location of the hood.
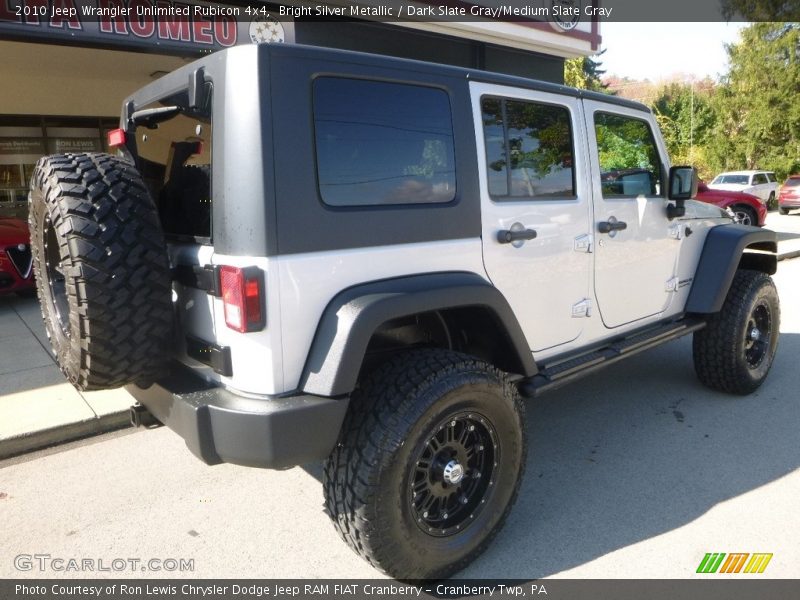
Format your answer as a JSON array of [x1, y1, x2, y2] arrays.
[[0, 218, 30, 245], [697, 183, 761, 206]]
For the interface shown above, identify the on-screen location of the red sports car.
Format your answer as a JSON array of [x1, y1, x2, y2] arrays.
[[695, 182, 766, 227], [0, 217, 35, 295]]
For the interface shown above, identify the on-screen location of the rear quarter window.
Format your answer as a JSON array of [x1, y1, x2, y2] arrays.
[[312, 78, 456, 207]]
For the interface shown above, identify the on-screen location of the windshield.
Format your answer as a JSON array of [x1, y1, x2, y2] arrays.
[[713, 175, 749, 185]]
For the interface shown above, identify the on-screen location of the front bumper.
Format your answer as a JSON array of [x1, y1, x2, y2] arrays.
[[126, 366, 349, 469], [779, 197, 800, 208], [0, 267, 35, 295]]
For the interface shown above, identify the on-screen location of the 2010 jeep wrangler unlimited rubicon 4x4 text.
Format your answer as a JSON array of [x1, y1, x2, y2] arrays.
[[28, 44, 779, 579]]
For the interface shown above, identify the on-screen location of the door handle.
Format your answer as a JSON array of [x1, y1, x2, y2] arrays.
[[597, 220, 627, 234], [497, 228, 537, 244]]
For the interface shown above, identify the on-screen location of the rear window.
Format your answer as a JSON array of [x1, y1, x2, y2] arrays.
[[313, 78, 456, 207], [785, 177, 800, 187], [134, 91, 212, 241]]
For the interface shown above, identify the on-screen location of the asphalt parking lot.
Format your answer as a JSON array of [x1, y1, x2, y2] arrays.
[[1, 220, 800, 580]]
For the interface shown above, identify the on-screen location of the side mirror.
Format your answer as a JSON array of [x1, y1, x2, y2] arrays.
[[666, 166, 697, 220], [668, 166, 698, 200]]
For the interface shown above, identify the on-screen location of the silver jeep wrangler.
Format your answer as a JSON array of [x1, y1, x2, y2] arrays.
[[29, 43, 779, 579]]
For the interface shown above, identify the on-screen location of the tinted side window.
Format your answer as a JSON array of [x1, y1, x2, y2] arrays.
[[481, 97, 575, 199], [313, 78, 456, 207], [594, 112, 663, 198], [767, 173, 777, 183], [753, 173, 768, 185]]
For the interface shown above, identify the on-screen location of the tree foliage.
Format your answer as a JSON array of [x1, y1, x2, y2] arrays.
[[719, 0, 800, 21], [565, 50, 612, 93], [652, 80, 717, 178], [601, 23, 799, 181], [708, 23, 800, 179]]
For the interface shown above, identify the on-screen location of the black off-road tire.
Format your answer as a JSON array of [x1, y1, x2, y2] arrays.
[[323, 349, 526, 580], [693, 269, 780, 395], [29, 153, 173, 391], [779, 207, 790, 216], [767, 192, 776, 211]]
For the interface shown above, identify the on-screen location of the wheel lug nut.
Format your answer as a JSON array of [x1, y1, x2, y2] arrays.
[[469, 425, 475, 431], [461, 496, 468, 504], [443, 513, 448, 519], [423, 511, 428, 518]]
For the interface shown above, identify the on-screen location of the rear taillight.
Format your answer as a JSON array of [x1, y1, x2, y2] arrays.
[[219, 266, 265, 333], [107, 128, 126, 148]]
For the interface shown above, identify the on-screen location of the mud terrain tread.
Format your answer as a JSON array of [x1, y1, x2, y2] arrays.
[[29, 153, 173, 390]]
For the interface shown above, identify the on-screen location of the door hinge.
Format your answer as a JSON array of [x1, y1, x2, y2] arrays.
[[172, 264, 221, 297], [571, 298, 593, 318], [668, 223, 683, 240], [665, 276, 680, 292], [574, 234, 593, 253]]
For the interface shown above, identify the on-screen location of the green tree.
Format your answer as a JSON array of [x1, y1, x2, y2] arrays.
[[719, 0, 800, 21], [708, 23, 800, 179], [652, 81, 717, 179], [565, 50, 612, 93]]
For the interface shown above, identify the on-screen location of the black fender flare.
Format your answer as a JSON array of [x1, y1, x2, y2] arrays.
[[299, 272, 536, 397], [685, 224, 777, 314]]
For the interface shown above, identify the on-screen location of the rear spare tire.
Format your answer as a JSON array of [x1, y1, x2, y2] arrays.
[[29, 153, 173, 390]]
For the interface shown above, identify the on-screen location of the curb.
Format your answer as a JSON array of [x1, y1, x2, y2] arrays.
[[0, 410, 131, 461]]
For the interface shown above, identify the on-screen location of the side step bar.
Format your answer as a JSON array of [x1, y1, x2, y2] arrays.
[[518, 318, 707, 398]]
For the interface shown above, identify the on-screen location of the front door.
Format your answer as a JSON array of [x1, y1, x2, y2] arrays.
[[583, 101, 680, 328], [472, 83, 593, 352]]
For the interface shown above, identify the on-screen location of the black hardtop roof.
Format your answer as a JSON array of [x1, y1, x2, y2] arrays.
[[264, 42, 650, 114]]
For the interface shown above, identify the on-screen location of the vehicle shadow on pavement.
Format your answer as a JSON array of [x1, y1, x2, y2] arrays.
[[299, 334, 800, 579], [457, 332, 800, 578]]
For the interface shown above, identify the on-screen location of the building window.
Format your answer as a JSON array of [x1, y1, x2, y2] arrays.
[[0, 116, 117, 220], [313, 77, 456, 207], [481, 96, 575, 199]]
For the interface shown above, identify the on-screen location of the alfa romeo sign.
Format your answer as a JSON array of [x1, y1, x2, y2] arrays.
[[0, 0, 293, 52]]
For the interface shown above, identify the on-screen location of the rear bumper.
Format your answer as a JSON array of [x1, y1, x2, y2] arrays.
[[125, 366, 349, 469], [779, 197, 800, 208]]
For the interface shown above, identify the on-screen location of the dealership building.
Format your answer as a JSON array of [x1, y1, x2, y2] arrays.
[[0, 0, 600, 219]]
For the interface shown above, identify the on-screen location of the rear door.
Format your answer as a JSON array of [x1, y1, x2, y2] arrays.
[[472, 82, 593, 352], [751, 173, 769, 203], [583, 101, 680, 328]]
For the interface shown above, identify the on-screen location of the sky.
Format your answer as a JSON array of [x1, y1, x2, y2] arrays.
[[598, 22, 747, 81]]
